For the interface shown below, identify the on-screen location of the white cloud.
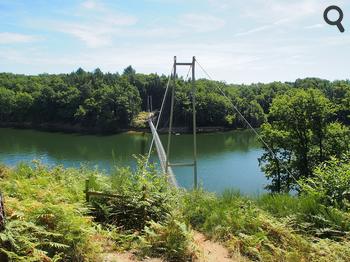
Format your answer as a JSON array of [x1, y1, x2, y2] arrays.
[[180, 14, 225, 32], [235, 25, 273, 37], [56, 23, 115, 48], [304, 23, 324, 29], [2, 0, 350, 83], [0, 32, 41, 44], [54, 17, 136, 47], [207, 0, 233, 10], [232, 0, 331, 37], [100, 15, 137, 27], [44, 1, 138, 48], [2, 33, 349, 84], [241, 0, 320, 23], [81, 0, 99, 10]]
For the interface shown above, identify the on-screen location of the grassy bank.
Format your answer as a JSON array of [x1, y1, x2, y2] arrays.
[[0, 160, 349, 261]]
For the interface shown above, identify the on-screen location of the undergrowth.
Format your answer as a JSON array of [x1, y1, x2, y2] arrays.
[[88, 159, 176, 231], [181, 189, 350, 261], [86, 159, 196, 261], [0, 162, 102, 261], [1, 160, 350, 261]]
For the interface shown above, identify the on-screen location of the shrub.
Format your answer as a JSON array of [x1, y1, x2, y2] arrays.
[[138, 215, 196, 262], [300, 155, 350, 210], [86, 158, 197, 261], [257, 194, 350, 238], [0, 163, 102, 261], [0, 220, 66, 261], [131, 111, 149, 129], [88, 158, 177, 231]]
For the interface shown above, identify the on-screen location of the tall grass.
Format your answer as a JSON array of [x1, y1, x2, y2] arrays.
[[181, 189, 350, 261], [257, 194, 350, 237]]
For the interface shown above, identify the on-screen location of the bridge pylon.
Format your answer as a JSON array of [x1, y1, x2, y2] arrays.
[[166, 56, 198, 189]]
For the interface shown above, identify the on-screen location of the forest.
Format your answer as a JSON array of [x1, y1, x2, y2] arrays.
[[0, 67, 349, 132]]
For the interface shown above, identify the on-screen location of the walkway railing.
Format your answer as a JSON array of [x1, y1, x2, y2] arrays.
[[148, 119, 178, 187]]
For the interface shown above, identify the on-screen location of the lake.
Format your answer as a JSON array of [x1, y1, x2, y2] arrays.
[[0, 127, 267, 194]]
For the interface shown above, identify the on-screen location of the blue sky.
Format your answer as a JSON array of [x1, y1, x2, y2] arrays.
[[0, 0, 349, 83]]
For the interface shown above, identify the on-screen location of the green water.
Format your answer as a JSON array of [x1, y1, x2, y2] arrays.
[[0, 128, 266, 194]]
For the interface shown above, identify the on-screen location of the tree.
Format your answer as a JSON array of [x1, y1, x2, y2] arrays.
[[76, 80, 141, 129], [13, 92, 34, 122], [0, 70, 349, 135], [0, 87, 15, 121], [258, 123, 294, 192], [123, 66, 136, 76], [324, 122, 350, 158], [259, 89, 348, 192]]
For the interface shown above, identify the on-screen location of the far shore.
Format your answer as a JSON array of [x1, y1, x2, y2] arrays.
[[0, 122, 246, 135]]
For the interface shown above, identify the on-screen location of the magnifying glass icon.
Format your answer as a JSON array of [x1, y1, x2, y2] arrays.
[[324, 5, 345, 33]]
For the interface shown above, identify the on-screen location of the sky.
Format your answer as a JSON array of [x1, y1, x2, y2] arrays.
[[0, 0, 350, 84]]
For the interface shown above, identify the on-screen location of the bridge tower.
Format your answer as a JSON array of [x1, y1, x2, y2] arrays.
[[166, 56, 198, 189]]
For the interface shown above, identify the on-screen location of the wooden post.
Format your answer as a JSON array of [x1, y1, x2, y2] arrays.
[[85, 179, 90, 202], [0, 193, 5, 231]]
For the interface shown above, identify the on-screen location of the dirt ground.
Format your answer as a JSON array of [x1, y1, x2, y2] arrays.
[[101, 231, 246, 262]]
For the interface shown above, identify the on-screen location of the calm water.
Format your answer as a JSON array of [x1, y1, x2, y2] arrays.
[[0, 128, 266, 194]]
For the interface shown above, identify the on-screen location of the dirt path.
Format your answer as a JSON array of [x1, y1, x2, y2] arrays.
[[102, 231, 242, 262], [101, 252, 162, 262], [193, 232, 233, 262]]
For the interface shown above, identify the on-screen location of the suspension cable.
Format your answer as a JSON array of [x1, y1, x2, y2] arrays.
[[195, 59, 300, 186], [146, 64, 192, 164], [185, 65, 192, 80], [146, 65, 174, 165]]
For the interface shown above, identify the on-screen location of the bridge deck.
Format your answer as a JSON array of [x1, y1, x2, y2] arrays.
[[148, 119, 178, 187]]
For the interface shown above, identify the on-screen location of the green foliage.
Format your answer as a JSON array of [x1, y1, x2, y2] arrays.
[[300, 155, 350, 211], [2, 70, 349, 132], [182, 190, 302, 260], [0, 220, 65, 261], [1, 161, 350, 261], [257, 194, 350, 238], [258, 123, 292, 193], [131, 111, 149, 129], [0, 87, 15, 121], [259, 88, 350, 192], [324, 123, 350, 159], [139, 216, 196, 262], [0, 163, 102, 261], [88, 159, 177, 231], [85, 158, 197, 261], [182, 189, 350, 261], [0, 70, 141, 131]]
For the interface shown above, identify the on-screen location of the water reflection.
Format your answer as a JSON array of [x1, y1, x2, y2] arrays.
[[0, 128, 266, 194]]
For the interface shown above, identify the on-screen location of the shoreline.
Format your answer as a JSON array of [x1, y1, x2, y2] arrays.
[[0, 122, 244, 135]]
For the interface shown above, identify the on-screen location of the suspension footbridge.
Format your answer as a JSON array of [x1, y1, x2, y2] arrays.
[[146, 56, 296, 189]]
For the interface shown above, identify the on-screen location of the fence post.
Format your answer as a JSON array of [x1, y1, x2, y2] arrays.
[[85, 179, 90, 202], [0, 193, 5, 231]]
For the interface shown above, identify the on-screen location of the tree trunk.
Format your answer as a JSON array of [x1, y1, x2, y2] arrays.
[[275, 158, 281, 193]]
